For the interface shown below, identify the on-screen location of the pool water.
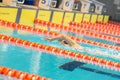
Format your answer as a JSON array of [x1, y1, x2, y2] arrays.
[[0, 29, 120, 80]]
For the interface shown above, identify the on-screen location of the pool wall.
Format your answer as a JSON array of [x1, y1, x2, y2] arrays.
[[0, 6, 109, 27]]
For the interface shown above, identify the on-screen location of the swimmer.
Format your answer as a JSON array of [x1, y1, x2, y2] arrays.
[[45, 34, 120, 60], [45, 34, 86, 51]]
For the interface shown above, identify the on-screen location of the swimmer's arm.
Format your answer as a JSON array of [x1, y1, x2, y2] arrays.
[[45, 34, 78, 46], [45, 35, 63, 41]]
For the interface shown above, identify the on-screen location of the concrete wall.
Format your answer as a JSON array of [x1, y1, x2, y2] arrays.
[[97, 0, 120, 22], [57, 0, 119, 21]]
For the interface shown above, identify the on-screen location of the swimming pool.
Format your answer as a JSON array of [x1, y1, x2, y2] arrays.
[[0, 22, 120, 80]]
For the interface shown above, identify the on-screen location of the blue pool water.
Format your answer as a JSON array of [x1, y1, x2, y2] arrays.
[[0, 29, 120, 80]]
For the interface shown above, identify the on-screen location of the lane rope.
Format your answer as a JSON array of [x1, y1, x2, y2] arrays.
[[33, 19, 120, 44], [0, 34, 120, 72], [0, 20, 120, 51], [0, 19, 120, 60], [0, 66, 51, 80], [89, 21, 120, 31], [98, 21, 120, 26], [69, 21, 120, 37]]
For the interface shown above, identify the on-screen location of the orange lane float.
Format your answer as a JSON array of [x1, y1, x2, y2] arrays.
[[91, 22, 119, 32], [73, 21, 120, 32], [94, 21, 120, 30], [98, 21, 120, 26], [0, 66, 51, 80], [0, 34, 120, 72], [74, 21, 120, 31], [33, 19, 120, 43], [89, 22, 120, 32], [69, 21, 120, 36], [0, 20, 120, 51]]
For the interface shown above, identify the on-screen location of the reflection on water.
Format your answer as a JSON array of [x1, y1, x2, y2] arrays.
[[82, 46, 120, 61], [29, 51, 42, 74], [0, 44, 9, 52]]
